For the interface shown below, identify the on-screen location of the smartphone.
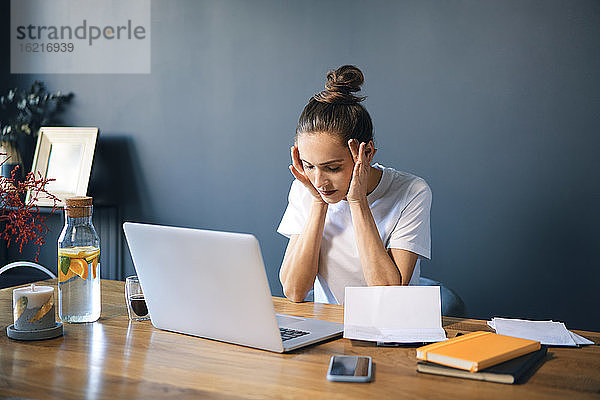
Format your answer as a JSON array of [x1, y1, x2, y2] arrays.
[[326, 355, 373, 382]]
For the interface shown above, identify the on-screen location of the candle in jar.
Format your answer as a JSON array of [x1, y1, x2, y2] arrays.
[[13, 284, 56, 330]]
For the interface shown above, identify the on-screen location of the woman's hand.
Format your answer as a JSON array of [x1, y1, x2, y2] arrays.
[[289, 145, 324, 202], [346, 139, 372, 204]]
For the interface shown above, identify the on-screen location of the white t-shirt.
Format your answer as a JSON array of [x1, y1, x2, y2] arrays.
[[277, 163, 432, 305]]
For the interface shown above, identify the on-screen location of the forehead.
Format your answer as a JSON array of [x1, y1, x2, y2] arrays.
[[297, 133, 349, 164]]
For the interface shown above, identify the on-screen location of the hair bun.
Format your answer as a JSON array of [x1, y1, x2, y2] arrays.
[[313, 65, 366, 105]]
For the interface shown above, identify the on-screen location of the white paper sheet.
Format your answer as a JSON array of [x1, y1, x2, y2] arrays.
[[343, 286, 447, 343], [488, 317, 594, 346], [569, 330, 595, 345]]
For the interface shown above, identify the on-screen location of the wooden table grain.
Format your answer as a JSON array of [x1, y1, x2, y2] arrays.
[[1, 279, 599, 399]]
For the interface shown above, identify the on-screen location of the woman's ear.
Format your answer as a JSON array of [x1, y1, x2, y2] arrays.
[[364, 141, 377, 163]]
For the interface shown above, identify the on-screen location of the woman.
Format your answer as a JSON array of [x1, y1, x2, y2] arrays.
[[278, 65, 431, 304]]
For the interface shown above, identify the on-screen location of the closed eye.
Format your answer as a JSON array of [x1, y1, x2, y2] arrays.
[[302, 163, 340, 172]]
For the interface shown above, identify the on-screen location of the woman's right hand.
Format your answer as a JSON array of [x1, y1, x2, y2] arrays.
[[289, 145, 324, 202]]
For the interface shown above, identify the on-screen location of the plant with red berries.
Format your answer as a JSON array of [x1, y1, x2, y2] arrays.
[[0, 154, 60, 261]]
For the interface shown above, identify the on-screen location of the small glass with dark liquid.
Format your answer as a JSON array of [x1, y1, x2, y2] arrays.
[[125, 276, 150, 321]]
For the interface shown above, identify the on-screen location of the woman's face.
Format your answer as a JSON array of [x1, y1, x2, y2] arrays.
[[296, 132, 354, 204]]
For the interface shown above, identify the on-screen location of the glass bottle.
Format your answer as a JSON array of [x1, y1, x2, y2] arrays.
[[58, 196, 101, 323]]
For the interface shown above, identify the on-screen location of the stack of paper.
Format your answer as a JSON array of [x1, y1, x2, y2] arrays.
[[487, 317, 594, 346], [343, 286, 447, 343]]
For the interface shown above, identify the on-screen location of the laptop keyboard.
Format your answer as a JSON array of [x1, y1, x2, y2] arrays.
[[280, 327, 310, 342]]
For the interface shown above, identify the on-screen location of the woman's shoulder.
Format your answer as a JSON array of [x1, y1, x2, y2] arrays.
[[374, 164, 431, 202], [287, 179, 314, 202]]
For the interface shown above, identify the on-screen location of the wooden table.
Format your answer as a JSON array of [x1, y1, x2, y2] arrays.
[[1, 280, 599, 399]]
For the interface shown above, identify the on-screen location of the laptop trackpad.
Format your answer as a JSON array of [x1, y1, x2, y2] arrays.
[[276, 314, 306, 326]]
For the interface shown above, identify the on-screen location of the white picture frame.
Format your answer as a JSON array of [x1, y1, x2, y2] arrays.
[[26, 127, 98, 207]]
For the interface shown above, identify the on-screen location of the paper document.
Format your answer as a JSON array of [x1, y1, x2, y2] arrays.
[[569, 330, 594, 345], [488, 317, 594, 346], [343, 286, 447, 343]]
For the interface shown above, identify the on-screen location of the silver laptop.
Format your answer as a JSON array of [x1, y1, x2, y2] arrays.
[[123, 222, 343, 352]]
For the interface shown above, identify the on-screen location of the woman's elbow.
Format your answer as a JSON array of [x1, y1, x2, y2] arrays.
[[287, 294, 306, 303], [282, 284, 307, 303], [284, 289, 307, 303], [279, 262, 312, 302]]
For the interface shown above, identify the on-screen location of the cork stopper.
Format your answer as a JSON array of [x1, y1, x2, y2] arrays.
[[64, 196, 93, 217]]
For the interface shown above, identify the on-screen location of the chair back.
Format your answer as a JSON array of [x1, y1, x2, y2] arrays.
[[419, 276, 466, 317], [0, 261, 56, 289]]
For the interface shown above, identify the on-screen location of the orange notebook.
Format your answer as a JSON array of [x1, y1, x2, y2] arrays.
[[416, 331, 541, 372]]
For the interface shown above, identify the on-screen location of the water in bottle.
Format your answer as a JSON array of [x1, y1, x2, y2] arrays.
[[58, 196, 101, 323]]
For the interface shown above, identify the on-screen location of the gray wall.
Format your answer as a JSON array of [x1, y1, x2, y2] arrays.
[[3, 0, 599, 330]]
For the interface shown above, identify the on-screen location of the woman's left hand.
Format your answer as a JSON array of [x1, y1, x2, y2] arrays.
[[346, 139, 372, 204]]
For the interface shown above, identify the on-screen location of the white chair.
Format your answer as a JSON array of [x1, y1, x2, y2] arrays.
[[0, 261, 56, 278], [0, 261, 56, 289]]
